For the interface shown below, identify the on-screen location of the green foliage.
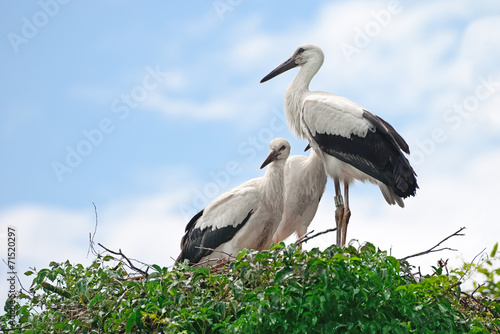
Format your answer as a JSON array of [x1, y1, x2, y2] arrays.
[[1, 243, 499, 333], [451, 243, 500, 331], [474, 243, 500, 299]]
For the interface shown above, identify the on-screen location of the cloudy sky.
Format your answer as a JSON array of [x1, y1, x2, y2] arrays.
[[1, 1, 499, 306]]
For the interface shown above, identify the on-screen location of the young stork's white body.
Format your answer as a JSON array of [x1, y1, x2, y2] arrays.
[[175, 138, 291, 265], [273, 148, 327, 244], [261, 44, 418, 247]]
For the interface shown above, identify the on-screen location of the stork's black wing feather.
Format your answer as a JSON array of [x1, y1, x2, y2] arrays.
[[314, 123, 418, 198], [176, 210, 254, 265], [178, 209, 204, 250], [362, 110, 410, 154]]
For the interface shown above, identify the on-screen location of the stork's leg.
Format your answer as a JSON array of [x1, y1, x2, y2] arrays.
[[334, 178, 344, 247], [341, 183, 352, 247]]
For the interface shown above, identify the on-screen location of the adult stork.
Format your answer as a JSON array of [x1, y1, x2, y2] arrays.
[[175, 138, 291, 266], [260, 44, 418, 247], [272, 146, 327, 245]]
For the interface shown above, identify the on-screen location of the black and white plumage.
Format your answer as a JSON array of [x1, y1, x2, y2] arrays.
[[272, 147, 327, 244], [261, 44, 418, 247], [175, 138, 291, 265]]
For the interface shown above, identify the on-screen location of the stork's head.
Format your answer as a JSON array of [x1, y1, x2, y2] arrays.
[[260, 138, 291, 169], [260, 44, 324, 83]]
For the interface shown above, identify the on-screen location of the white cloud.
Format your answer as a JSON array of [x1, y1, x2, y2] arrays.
[[0, 205, 93, 308], [160, 70, 189, 92], [143, 91, 236, 119], [0, 205, 92, 266], [0, 187, 192, 310], [96, 191, 190, 266], [461, 16, 500, 72]]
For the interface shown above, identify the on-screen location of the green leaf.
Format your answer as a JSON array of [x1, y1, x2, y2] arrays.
[[76, 277, 88, 297], [148, 272, 160, 279], [126, 312, 136, 333], [35, 268, 50, 284], [274, 267, 294, 284], [103, 255, 115, 262], [491, 243, 498, 258], [135, 309, 143, 330], [236, 248, 248, 261], [270, 242, 284, 251]]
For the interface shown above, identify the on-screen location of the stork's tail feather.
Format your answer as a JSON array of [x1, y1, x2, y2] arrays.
[[391, 154, 418, 199], [378, 182, 405, 207]]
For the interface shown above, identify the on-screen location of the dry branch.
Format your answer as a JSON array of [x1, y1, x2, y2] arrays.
[[401, 227, 466, 261], [98, 243, 149, 277], [194, 245, 236, 260], [295, 228, 337, 246], [87, 202, 99, 258], [2, 260, 33, 297]]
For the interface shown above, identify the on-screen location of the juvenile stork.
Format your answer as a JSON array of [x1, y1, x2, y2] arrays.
[[272, 146, 327, 245], [261, 44, 418, 247], [175, 138, 291, 266]]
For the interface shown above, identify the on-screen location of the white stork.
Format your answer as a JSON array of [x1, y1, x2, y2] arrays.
[[260, 44, 418, 247], [272, 146, 327, 245], [175, 138, 291, 265]]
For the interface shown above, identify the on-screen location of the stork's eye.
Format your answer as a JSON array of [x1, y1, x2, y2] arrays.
[[297, 47, 305, 54], [279, 145, 286, 151]]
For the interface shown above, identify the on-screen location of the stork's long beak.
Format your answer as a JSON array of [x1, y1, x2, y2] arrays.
[[260, 56, 298, 83], [260, 149, 279, 169]]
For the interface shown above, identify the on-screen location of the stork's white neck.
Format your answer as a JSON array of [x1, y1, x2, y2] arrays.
[[307, 149, 325, 171], [284, 59, 323, 139], [262, 161, 286, 215]]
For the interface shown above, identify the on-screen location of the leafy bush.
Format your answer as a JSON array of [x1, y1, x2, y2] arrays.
[[1, 243, 499, 333]]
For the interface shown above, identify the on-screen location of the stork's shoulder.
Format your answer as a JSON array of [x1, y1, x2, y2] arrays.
[[303, 91, 365, 117], [286, 155, 308, 170], [302, 91, 373, 138], [205, 179, 259, 209], [199, 179, 260, 230]]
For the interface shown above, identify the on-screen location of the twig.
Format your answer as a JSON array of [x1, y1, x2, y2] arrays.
[[0, 325, 32, 333], [2, 260, 33, 296], [195, 257, 231, 269], [470, 247, 487, 265], [194, 245, 236, 260], [471, 283, 485, 296], [98, 243, 148, 277], [438, 258, 449, 275], [294, 230, 315, 245], [175, 246, 239, 270], [455, 247, 488, 284], [295, 228, 337, 246], [87, 203, 99, 258], [401, 227, 466, 261]]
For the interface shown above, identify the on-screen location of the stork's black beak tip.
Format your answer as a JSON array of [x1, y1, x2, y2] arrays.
[[260, 150, 279, 169], [260, 57, 297, 84], [260, 75, 271, 84]]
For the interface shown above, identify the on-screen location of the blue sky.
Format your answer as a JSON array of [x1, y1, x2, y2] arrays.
[[1, 1, 500, 307]]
